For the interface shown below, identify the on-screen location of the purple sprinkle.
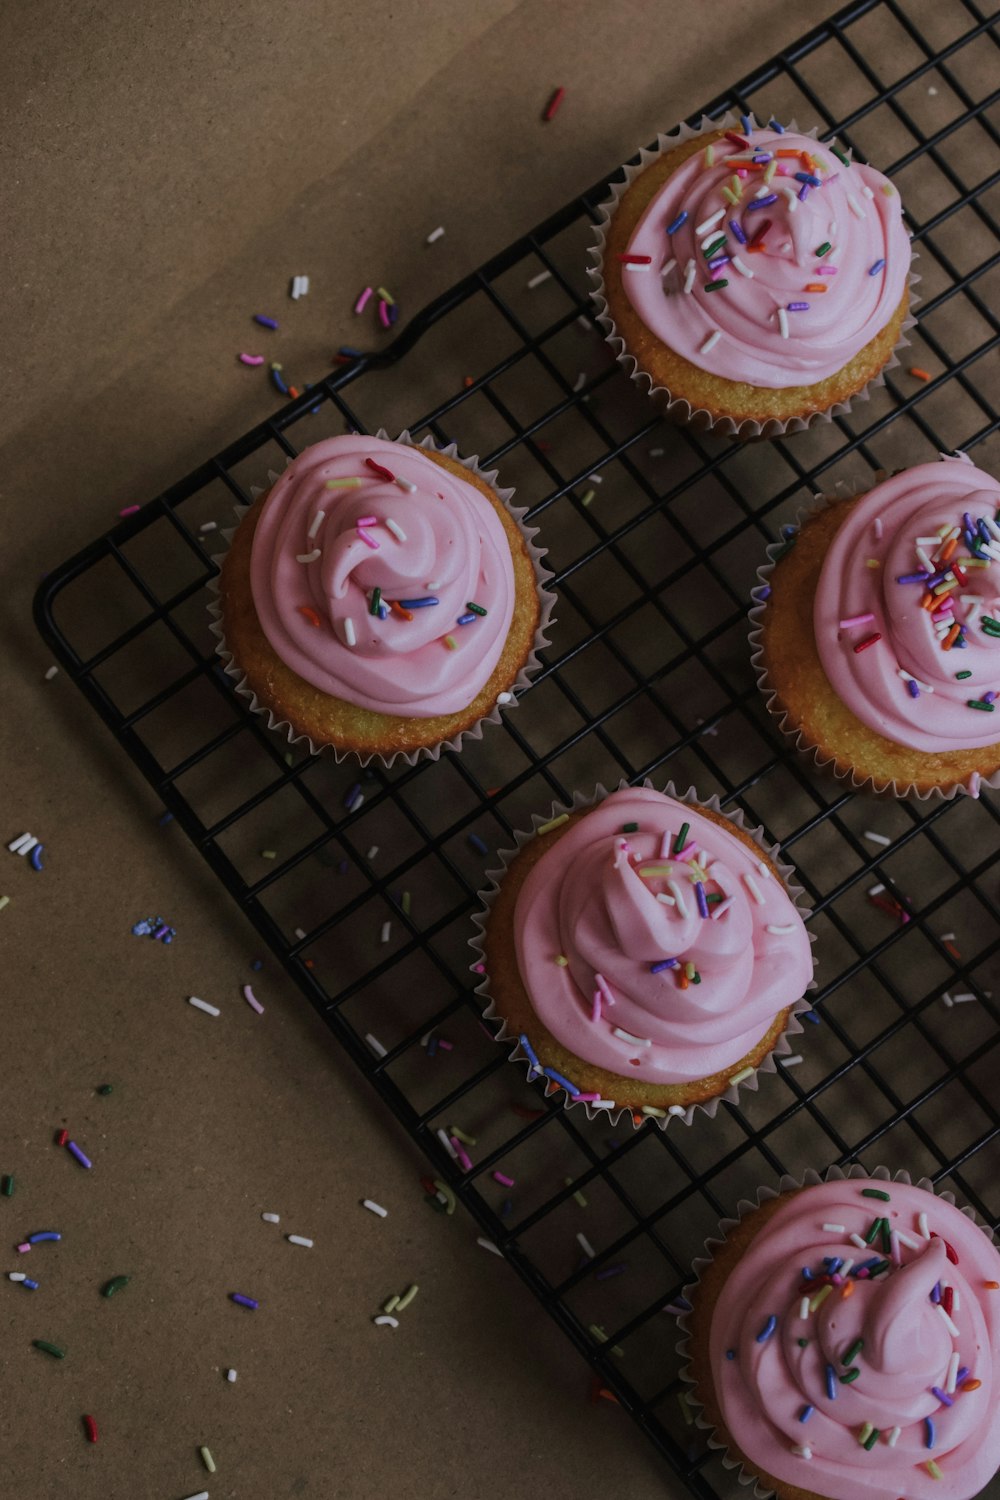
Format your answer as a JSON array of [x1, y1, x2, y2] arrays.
[[650, 959, 679, 973], [984, 691, 997, 704], [869, 258, 886, 275], [825, 171, 840, 185], [729, 219, 747, 245], [666, 210, 688, 234], [957, 1367, 970, 1383], [595, 1264, 627, 1281], [897, 571, 929, 583], [787, 301, 810, 312], [746, 194, 778, 211], [931, 1281, 942, 1304], [708, 255, 731, 272], [694, 881, 709, 919], [931, 1386, 954, 1407], [230, 1293, 259, 1310], [757, 1314, 778, 1343], [66, 1141, 92, 1170], [797, 183, 810, 201], [758, 584, 772, 600], [253, 314, 279, 329], [908, 680, 920, 699]]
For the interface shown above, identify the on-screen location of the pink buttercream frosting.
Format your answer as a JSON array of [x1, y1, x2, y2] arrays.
[[707, 1178, 1000, 1500], [619, 125, 910, 388], [511, 788, 811, 1087], [248, 436, 516, 717], [813, 456, 1000, 753]]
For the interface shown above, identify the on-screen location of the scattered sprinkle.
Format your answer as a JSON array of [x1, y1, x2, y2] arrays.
[[188, 996, 220, 1018], [543, 86, 566, 121]]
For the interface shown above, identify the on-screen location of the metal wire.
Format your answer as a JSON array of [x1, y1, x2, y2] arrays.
[[33, 0, 1000, 1492]]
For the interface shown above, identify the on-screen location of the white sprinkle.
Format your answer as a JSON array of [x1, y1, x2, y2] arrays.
[[365, 847, 379, 862], [777, 307, 789, 340], [791, 1445, 812, 1459], [862, 185, 874, 199], [226, 1368, 238, 1382], [8, 1272, 26, 1282], [710, 896, 734, 920], [766, 923, 797, 935], [577, 1233, 596, 1259], [936, 1303, 960, 1337], [953, 1289, 961, 1312], [262, 1212, 280, 1224], [891, 1229, 901, 1264], [44, 665, 59, 680], [661, 258, 677, 278], [873, 517, 883, 539], [374, 1315, 399, 1327], [916, 545, 934, 572], [308, 509, 326, 539], [8, 833, 37, 855], [290, 274, 310, 299], [946, 1351, 960, 1393], [952, 992, 978, 1004], [296, 549, 322, 563], [757, 861, 772, 879], [798, 1296, 810, 1318], [667, 879, 689, 917], [384, 519, 407, 543], [778, 1054, 803, 1067], [655, 893, 676, 907], [754, 185, 771, 199], [577, 314, 591, 330], [895, 1229, 920, 1251], [940, 933, 956, 941], [847, 194, 865, 220], [612, 1028, 651, 1048], [589, 473, 603, 484], [365, 1032, 387, 1058], [287, 1235, 313, 1248], [887, 1427, 901, 1447], [436, 1128, 457, 1159], [497, 691, 513, 705], [850, 1233, 868, 1250], [182, 1493, 210, 1500], [780, 185, 798, 213], [188, 996, 220, 1017], [919, 1211, 931, 1240], [590, 1100, 616, 1111], [573, 371, 587, 392], [864, 830, 891, 846], [729, 1065, 755, 1087], [477, 1237, 504, 1256], [941, 992, 954, 1008], [668, 1105, 686, 1118], [526, 269, 552, 289], [700, 233, 724, 253], [199, 521, 218, 533], [395, 476, 417, 493], [743, 873, 765, 905], [823, 1223, 846, 1233], [362, 1199, 388, 1218], [294, 927, 307, 941], [426, 226, 445, 244], [380, 921, 391, 944], [683, 259, 696, 294], [700, 331, 722, 355], [695, 208, 727, 235], [731, 255, 754, 278], [649, 447, 665, 457]]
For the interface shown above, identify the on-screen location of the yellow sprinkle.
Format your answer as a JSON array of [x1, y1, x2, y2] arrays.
[[396, 1283, 419, 1311], [260, 849, 277, 859], [704, 144, 715, 166], [722, 187, 739, 205], [729, 1066, 754, 1085], [555, 954, 569, 966], [638, 865, 673, 877], [763, 160, 777, 185], [383, 1294, 400, 1313], [866, 558, 881, 568], [376, 286, 395, 304], [641, 1105, 667, 1117], [809, 1283, 834, 1313], [926, 1461, 943, 1479], [881, 183, 896, 195], [581, 489, 595, 507], [449, 1125, 477, 1146], [200, 1447, 216, 1474], [858, 1423, 873, 1445], [565, 1177, 588, 1208], [537, 814, 569, 836], [325, 477, 364, 488], [444, 635, 457, 650]]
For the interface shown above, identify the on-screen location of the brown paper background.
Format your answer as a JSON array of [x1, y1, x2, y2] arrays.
[[1, 3, 855, 1497]]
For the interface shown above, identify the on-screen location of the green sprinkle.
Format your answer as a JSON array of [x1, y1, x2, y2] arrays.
[[396, 1283, 419, 1311], [703, 278, 729, 292], [32, 1340, 66, 1359], [968, 700, 995, 711], [881, 1219, 893, 1254], [449, 1125, 476, 1146], [200, 1446, 217, 1474], [101, 1275, 131, 1298], [260, 849, 277, 860], [369, 587, 382, 617], [774, 538, 797, 560], [861, 1188, 890, 1200], [864, 1216, 882, 1245], [703, 235, 727, 259], [843, 1337, 864, 1365], [622, 822, 639, 833], [692, 973, 701, 984], [797, 1338, 809, 1347], [869, 1259, 891, 1277], [982, 617, 1000, 629], [97, 1084, 113, 1096], [465, 602, 488, 616], [863, 1427, 880, 1450], [401, 891, 411, 915], [566, 1178, 589, 1208], [840, 1367, 861, 1384], [815, 241, 832, 257], [673, 823, 690, 855], [706, 893, 724, 904], [831, 145, 851, 167], [0, 1174, 13, 1197], [956, 670, 973, 680]]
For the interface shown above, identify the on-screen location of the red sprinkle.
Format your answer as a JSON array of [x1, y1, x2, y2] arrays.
[[854, 632, 882, 653], [510, 1105, 545, 1119], [952, 563, 969, 586], [365, 457, 396, 483], [83, 1414, 98, 1444], [749, 217, 773, 248], [298, 606, 322, 628], [55, 1129, 69, 1147], [943, 1286, 955, 1316], [932, 1233, 959, 1265], [725, 131, 750, 148], [616, 253, 652, 264], [543, 86, 566, 122]]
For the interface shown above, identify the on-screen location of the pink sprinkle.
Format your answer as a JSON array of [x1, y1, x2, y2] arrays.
[[594, 973, 616, 1007], [968, 772, 982, 799], [659, 831, 672, 859], [356, 515, 378, 526], [873, 518, 883, 539], [856, 1267, 870, 1279], [492, 1171, 515, 1188], [238, 353, 264, 366], [839, 612, 875, 629], [591, 990, 602, 1024], [242, 983, 264, 1015], [711, 896, 734, 920], [356, 527, 380, 550], [119, 505, 140, 516], [450, 1138, 473, 1172], [16, 1243, 30, 1254], [675, 841, 700, 862], [437, 1039, 454, 1051], [472, 963, 485, 975], [818, 267, 838, 275], [573, 1093, 602, 1103], [354, 286, 373, 315], [378, 299, 391, 329], [736, 168, 748, 178]]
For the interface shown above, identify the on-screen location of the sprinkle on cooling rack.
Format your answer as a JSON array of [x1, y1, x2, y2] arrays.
[[188, 996, 220, 1018], [242, 984, 264, 1015], [82, 1414, 98, 1444], [230, 1292, 258, 1310], [66, 1141, 92, 1170]]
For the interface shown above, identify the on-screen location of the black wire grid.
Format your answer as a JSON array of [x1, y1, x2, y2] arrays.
[[33, 1, 1000, 1494]]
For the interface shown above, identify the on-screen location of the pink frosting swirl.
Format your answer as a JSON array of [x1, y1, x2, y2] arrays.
[[707, 1178, 1000, 1500], [620, 125, 910, 388], [814, 456, 1000, 752], [512, 788, 811, 1086], [248, 436, 516, 717]]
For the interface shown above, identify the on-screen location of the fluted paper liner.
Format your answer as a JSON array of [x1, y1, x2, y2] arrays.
[[469, 779, 817, 1131], [587, 110, 920, 442], [206, 429, 556, 767], [747, 472, 1000, 802], [676, 1163, 997, 1499]]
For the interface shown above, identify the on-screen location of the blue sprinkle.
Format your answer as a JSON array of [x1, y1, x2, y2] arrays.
[[978, 519, 992, 544], [519, 1033, 542, 1072], [543, 1065, 582, 1097], [908, 680, 920, 699], [725, 1348, 736, 1360], [729, 219, 747, 245], [803, 1010, 821, 1025], [251, 959, 263, 971], [957, 1366, 970, 1383], [157, 810, 174, 825], [253, 314, 279, 329], [30, 844, 44, 872], [338, 346, 364, 358], [931, 1386, 953, 1407], [826, 1364, 837, 1400], [27, 1232, 61, 1244], [925, 1417, 936, 1449], [344, 782, 362, 809], [398, 597, 440, 609], [782, 524, 798, 539], [756, 1314, 778, 1343], [468, 834, 489, 855], [741, 114, 753, 134], [795, 172, 821, 187], [799, 1405, 814, 1423], [758, 584, 772, 600], [456, 612, 477, 626], [650, 959, 679, 973], [801, 1267, 814, 1280], [426, 1038, 438, 1058], [666, 210, 688, 235], [869, 257, 886, 275], [270, 367, 289, 395], [769, 118, 785, 134], [23, 1279, 39, 1291], [500, 1199, 513, 1218]]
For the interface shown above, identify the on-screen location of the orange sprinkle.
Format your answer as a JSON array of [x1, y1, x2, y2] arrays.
[[962, 1379, 982, 1391], [678, 973, 690, 990], [910, 367, 932, 381], [942, 622, 961, 651], [298, 606, 322, 627], [288, 386, 300, 399], [938, 537, 958, 563], [776, 149, 801, 158], [598, 1388, 620, 1405], [805, 284, 828, 293], [390, 599, 413, 621], [944, 939, 962, 961], [463, 376, 474, 389], [920, 593, 938, 611], [800, 152, 816, 169], [984, 1280, 1000, 1289], [840, 1279, 855, 1299], [746, 244, 767, 254]]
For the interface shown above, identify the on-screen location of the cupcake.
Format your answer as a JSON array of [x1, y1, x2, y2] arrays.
[[683, 1169, 1000, 1500], [751, 453, 1000, 799], [473, 785, 814, 1123], [214, 433, 551, 761], [590, 116, 912, 437]]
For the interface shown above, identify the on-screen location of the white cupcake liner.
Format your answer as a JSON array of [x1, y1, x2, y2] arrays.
[[206, 429, 556, 767], [676, 1162, 997, 1498], [469, 779, 817, 1131], [747, 477, 1000, 802], [586, 110, 920, 441]]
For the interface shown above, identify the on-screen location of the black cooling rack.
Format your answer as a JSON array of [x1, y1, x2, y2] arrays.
[[33, 1, 1000, 1493]]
